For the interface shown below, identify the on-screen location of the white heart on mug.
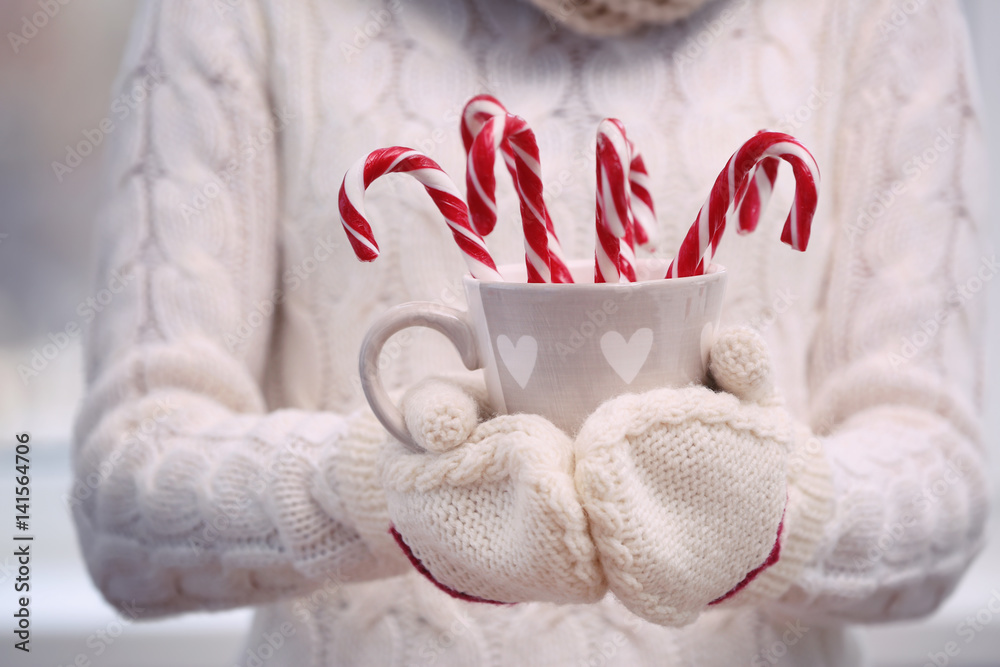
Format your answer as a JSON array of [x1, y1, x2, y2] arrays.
[[497, 335, 538, 389], [601, 328, 654, 384]]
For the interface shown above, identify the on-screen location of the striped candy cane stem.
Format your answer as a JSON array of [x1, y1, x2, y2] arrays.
[[540, 197, 574, 282], [665, 131, 819, 279], [461, 94, 508, 156], [733, 134, 780, 234], [620, 220, 638, 282], [595, 119, 633, 284], [465, 113, 508, 236], [339, 146, 503, 282], [628, 150, 657, 249], [462, 96, 573, 283], [467, 113, 555, 283]]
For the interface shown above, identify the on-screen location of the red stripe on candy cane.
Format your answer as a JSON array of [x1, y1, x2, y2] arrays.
[[339, 146, 503, 282], [735, 156, 780, 234], [467, 114, 554, 283], [665, 132, 819, 279], [595, 119, 657, 283], [628, 151, 657, 249], [462, 96, 573, 283], [595, 119, 632, 284]]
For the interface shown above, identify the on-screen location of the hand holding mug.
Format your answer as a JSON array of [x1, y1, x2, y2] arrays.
[[365, 258, 728, 606], [361, 259, 727, 448], [377, 324, 830, 620]]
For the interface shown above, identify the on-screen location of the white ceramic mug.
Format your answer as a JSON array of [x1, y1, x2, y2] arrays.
[[360, 259, 727, 450]]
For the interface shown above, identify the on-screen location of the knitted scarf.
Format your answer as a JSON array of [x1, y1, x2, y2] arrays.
[[524, 0, 716, 35]]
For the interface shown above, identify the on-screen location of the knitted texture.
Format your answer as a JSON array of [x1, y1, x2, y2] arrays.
[[575, 387, 790, 624], [401, 377, 488, 452], [709, 324, 775, 402], [326, 408, 412, 576], [74, 0, 989, 663], [381, 411, 607, 604], [574, 328, 806, 626], [389, 342, 817, 620], [522, 0, 714, 35], [705, 328, 835, 609]]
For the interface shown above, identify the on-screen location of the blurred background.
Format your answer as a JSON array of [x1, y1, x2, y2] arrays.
[[0, 1, 998, 666]]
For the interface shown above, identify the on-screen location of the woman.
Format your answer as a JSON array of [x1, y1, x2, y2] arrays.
[[73, 0, 989, 664]]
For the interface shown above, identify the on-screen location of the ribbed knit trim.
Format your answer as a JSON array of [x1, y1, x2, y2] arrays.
[[331, 410, 411, 575], [710, 515, 784, 605], [716, 424, 834, 607], [389, 525, 514, 606]]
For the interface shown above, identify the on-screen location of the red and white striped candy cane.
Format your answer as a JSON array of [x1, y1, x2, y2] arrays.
[[665, 131, 819, 279], [734, 156, 779, 233], [595, 120, 657, 283], [628, 148, 657, 249], [339, 146, 503, 282], [621, 141, 657, 281], [732, 131, 780, 234], [595, 119, 633, 283], [462, 96, 573, 283], [467, 113, 555, 283], [465, 112, 517, 237], [461, 94, 508, 158], [619, 219, 638, 282]]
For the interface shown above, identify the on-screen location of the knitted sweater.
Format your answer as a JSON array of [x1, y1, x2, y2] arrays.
[[73, 0, 990, 665]]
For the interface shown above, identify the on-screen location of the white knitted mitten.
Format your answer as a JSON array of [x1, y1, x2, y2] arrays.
[[574, 326, 833, 626], [380, 378, 606, 605]]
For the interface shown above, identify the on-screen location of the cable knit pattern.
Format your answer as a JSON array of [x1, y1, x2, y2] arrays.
[[382, 411, 606, 604], [574, 327, 835, 627], [73, 0, 989, 664], [575, 385, 792, 626]]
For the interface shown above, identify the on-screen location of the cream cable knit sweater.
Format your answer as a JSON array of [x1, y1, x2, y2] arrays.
[[73, 0, 990, 665]]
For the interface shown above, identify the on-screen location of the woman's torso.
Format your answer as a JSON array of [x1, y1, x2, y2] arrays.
[[247, 0, 854, 664]]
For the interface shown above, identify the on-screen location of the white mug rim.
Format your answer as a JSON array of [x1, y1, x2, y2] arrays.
[[463, 259, 726, 292]]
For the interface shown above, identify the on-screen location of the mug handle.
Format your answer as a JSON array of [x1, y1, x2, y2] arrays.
[[359, 302, 482, 452]]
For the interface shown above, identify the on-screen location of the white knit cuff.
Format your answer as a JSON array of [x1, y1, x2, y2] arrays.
[[325, 408, 411, 577], [714, 422, 834, 608]]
